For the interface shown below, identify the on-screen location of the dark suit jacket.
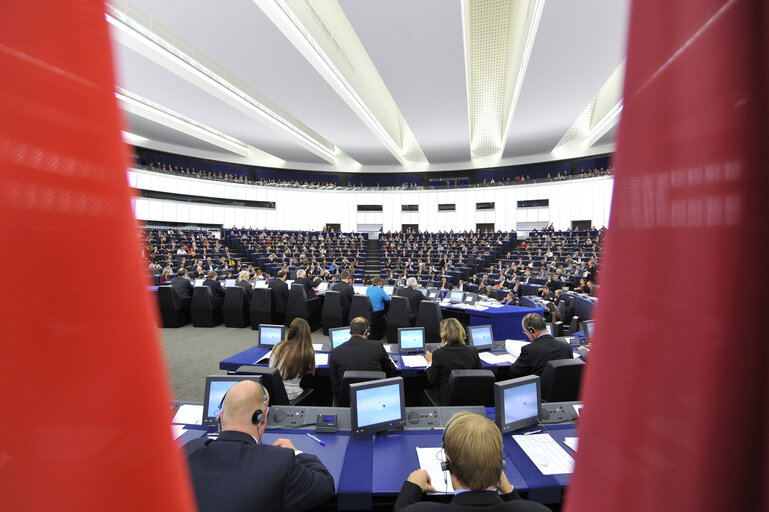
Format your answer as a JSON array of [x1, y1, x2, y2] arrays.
[[328, 335, 397, 397], [293, 277, 316, 298], [234, 279, 253, 300], [394, 481, 549, 512], [426, 344, 482, 405], [203, 278, 226, 298], [268, 278, 290, 314], [170, 276, 194, 299], [332, 281, 355, 314], [508, 334, 573, 379], [185, 430, 334, 512], [400, 287, 425, 314]]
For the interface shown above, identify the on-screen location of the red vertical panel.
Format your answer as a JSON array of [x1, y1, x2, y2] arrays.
[[566, 1, 769, 511], [0, 1, 195, 510]]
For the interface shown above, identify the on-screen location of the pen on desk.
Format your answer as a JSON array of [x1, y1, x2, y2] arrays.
[[523, 429, 542, 436], [306, 433, 325, 446]]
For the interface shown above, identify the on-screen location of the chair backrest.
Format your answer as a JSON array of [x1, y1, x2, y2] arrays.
[[445, 369, 496, 406], [552, 321, 564, 338], [228, 365, 290, 405], [249, 287, 273, 328], [540, 358, 585, 402], [157, 285, 176, 306], [286, 284, 310, 321], [224, 286, 247, 309], [321, 290, 344, 332], [415, 300, 443, 344], [348, 294, 373, 323], [191, 285, 213, 308], [337, 370, 385, 407], [569, 315, 580, 333]]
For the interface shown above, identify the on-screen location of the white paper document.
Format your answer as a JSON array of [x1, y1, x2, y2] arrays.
[[416, 447, 453, 493], [505, 339, 531, 358], [478, 352, 515, 365], [572, 404, 583, 417], [172, 404, 203, 425], [312, 344, 323, 351], [513, 433, 575, 475], [572, 351, 581, 358], [564, 437, 579, 452], [314, 353, 329, 366], [486, 303, 504, 308], [171, 424, 187, 440], [401, 355, 429, 368], [255, 350, 272, 364]]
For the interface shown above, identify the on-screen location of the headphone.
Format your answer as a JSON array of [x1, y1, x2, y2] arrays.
[[217, 380, 270, 435], [439, 414, 505, 473]]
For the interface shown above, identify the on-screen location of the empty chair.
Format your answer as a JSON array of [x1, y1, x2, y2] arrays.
[[348, 295, 373, 324], [228, 365, 313, 406], [415, 300, 443, 344], [333, 370, 386, 407], [540, 358, 585, 402], [286, 284, 321, 331], [564, 315, 580, 336], [249, 288, 274, 330], [223, 286, 250, 328], [191, 286, 224, 327], [386, 296, 412, 343], [157, 285, 191, 328], [321, 291, 344, 335], [424, 369, 495, 407]]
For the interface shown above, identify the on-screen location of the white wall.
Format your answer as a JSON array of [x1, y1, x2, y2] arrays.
[[128, 169, 613, 232]]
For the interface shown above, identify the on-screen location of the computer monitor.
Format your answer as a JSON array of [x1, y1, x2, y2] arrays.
[[353, 285, 367, 295], [258, 324, 285, 347], [397, 327, 425, 353], [194, 279, 205, 287], [329, 326, 352, 349], [224, 279, 236, 288], [582, 320, 595, 343], [202, 375, 262, 426], [494, 375, 541, 433], [253, 280, 268, 289], [383, 285, 394, 295], [316, 281, 329, 292], [350, 377, 406, 435], [467, 324, 494, 351], [426, 289, 440, 299], [462, 292, 477, 304], [449, 290, 464, 303], [545, 323, 553, 335]]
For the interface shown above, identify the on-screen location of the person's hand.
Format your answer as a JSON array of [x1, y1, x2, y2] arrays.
[[424, 352, 432, 364], [272, 438, 296, 450], [407, 469, 436, 493], [497, 471, 514, 494]]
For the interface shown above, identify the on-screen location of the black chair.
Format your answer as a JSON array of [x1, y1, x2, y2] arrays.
[[157, 285, 191, 328], [249, 288, 273, 330], [223, 286, 250, 328], [415, 301, 443, 344], [386, 296, 412, 343], [564, 315, 580, 335], [540, 359, 585, 402], [228, 365, 314, 406], [191, 286, 223, 327], [333, 370, 386, 407], [424, 369, 496, 407], [348, 295, 373, 324], [321, 291, 345, 335], [551, 321, 564, 337], [286, 284, 321, 331]]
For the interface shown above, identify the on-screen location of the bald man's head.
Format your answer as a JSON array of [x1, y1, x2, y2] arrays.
[[220, 380, 270, 435]]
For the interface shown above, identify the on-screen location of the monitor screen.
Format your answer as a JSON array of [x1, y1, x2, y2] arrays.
[[582, 320, 595, 343], [253, 280, 268, 289], [258, 324, 285, 347], [426, 289, 439, 299], [545, 323, 553, 335], [330, 327, 352, 349], [450, 290, 464, 303], [398, 327, 425, 352], [353, 285, 367, 295], [224, 279, 236, 288], [494, 375, 541, 433], [316, 281, 329, 292], [350, 377, 406, 435], [383, 285, 394, 295], [468, 324, 494, 349], [202, 375, 262, 426], [463, 293, 475, 303], [194, 279, 205, 287]]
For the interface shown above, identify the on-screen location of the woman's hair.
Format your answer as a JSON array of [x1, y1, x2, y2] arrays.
[[372, 276, 382, 286], [546, 302, 562, 322], [440, 318, 466, 346], [272, 318, 316, 380]]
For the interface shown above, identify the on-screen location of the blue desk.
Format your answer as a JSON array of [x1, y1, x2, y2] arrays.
[[261, 431, 349, 492], [441, 304, 543, 340]]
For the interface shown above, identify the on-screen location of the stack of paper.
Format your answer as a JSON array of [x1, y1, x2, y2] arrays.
[[416, 447, 453, 493], [564, 437, 578, 452], [505, 340, 530, 358], [401, 354, 429, 368], [172, 404, 203, 425], [512, 433, 575, 475], [478, 352, 516, 365], [255, 350, 272, 364], [171, 424, 187, 440]]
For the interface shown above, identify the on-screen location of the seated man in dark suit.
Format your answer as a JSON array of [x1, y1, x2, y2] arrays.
[[399, 277, 425, 323], [170, 268, 194, 302], [331, 270, 355, 322], [203, 271, 226, 309], [184, 380, 334, 512], [268, 270, 290, 323], [292, 269, 316, 298], [395, 412, 548, 512], [328, 317, 397, 400], [234, 270, 253, 301], [508, 313, 573, 378]]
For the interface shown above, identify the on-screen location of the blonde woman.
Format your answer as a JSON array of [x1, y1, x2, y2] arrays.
[[424, 318, 482, 405]]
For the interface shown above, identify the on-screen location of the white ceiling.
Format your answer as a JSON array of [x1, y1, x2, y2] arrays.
[[109, 0, 630, 173]]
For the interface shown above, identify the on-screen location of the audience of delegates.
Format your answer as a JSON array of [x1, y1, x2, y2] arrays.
[[425, 319, 483, 405], [328, 317, 397, 400], [183, 380, 334, 512], [395, 412, 549, 512], [269, 318, 316, 400], [507, 313, 573, 379]]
